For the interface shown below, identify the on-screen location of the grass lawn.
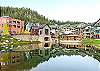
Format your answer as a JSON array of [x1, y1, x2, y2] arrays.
[[0, 35, 41, 51], [82, 38, 100, 49], [92, 39, 100, 49], [93, 39, 100, 44]]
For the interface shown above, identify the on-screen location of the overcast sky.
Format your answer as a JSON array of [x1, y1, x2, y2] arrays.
[[1, 0, 100, 23]]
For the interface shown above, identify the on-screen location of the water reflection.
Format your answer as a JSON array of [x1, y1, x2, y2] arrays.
[[31, 55, 100, 71], [13, 42, 52, 51], [0, 45, 100, 71], [61, 42, 83, 48], [0, 48, 51, 71]]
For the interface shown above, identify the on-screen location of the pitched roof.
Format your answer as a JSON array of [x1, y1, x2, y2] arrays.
[[40, 24, 51, 29], [31, 24, 51, 29], [93, 18, 100, 26]]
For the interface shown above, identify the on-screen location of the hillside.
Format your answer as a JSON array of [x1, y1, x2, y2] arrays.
[[0, 6, 86, 27], [0, 6, 50, 25]]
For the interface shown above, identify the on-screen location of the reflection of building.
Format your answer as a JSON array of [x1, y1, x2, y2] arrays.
[[0, 49, 51, 71], [30, 42, 52, 49], [61, 43, 83, 48], [0, 16, 24, 35], [0, 52, 23, 71], [10, 52, 21, 64], [32, 48, 51, 57], [13, 42, 52, 51]]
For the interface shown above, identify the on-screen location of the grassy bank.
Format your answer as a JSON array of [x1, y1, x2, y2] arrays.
[[92, 39, 100, 49], [0, 35, 41, 51], [82, 38, 100, 49]]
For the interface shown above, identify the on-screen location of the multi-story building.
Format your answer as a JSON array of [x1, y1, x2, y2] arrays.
[[83, 26, 95, 38], [30, 24, 52, 47], [60, 29, 83, 48], [0, 16, 24, 35]]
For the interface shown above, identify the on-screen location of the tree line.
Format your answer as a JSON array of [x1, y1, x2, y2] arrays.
[[0, 6, 84, 26]]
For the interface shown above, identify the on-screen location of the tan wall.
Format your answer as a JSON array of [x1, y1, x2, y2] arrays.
[[12, 35, 52, 43], [63, 35, 81, 41]]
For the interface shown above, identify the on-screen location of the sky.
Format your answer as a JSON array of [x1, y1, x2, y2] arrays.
[[1, 0, 100, 23]]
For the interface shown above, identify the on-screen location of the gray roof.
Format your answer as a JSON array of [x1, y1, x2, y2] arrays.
[[31, 24, 51, 29]]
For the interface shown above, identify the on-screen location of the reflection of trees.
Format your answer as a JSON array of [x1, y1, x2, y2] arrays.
[[2, 46, 100, 71], [17, 47, 100, 71], [12, 49, 51, 71], [17, 56, 42, 71]]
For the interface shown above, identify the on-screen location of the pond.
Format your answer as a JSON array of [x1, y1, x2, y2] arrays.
[[31, 55, 100, 71], [0, 43, 100, 71]]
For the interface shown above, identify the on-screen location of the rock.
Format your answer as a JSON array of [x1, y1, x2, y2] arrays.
[[5, 40, 9, 43], [3, 42, 7, 45], [2, 37, 5, 38]]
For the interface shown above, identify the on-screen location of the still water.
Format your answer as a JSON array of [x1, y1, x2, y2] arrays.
[[31, 55, 100, 71], [0, 43, 100, 71]]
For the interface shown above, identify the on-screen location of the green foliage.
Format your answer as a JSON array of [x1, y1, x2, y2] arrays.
[[82, 38, 94, 46], [1, 6, 84, 27], [82, 38, 100, 48], [3, 23, 9, 35], [1, 6, 49, 25]]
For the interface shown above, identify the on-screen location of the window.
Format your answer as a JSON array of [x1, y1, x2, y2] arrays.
[[96, 30, 99, 33], [13, 31, 16, 34], [74, 37, 76, 40], [40, 31, 42, 35], [9, 25, 12, 27], [44, 37, 49, 41], [9, 21, 12, 23], [17, 26, 20, 28], [98, 23, 100, 25], [44, 43, 49, 47], [86, 29, 89, 32], [17, 21, 20, 23], [36, 32, 38, 35], [13, 21, 16, 24], [2, 24, 3, 27], [61, 35, 64, 39], [13, 25, 16, 28], [45, 29, 49, 35]]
